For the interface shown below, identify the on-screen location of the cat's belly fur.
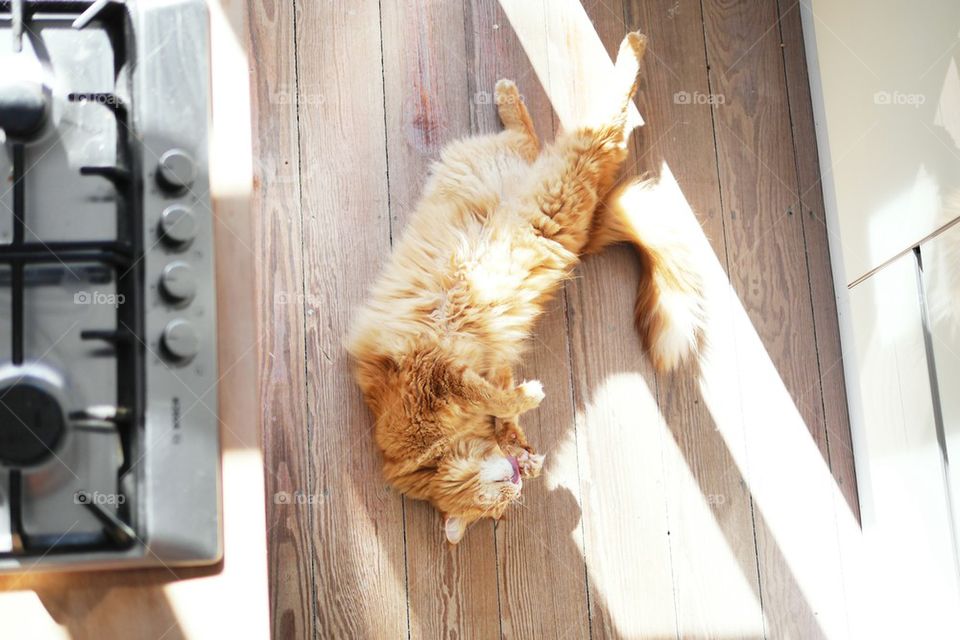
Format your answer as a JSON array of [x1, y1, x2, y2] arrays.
[[355, 214, 573, 370], [350, 139, 576, 372]]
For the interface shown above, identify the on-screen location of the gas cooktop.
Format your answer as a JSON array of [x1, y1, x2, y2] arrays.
[[0, 0, 221, 572]]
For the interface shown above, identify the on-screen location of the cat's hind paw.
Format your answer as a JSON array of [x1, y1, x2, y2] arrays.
[[620, 31, 648, 64], [495, 79, 521, 107]]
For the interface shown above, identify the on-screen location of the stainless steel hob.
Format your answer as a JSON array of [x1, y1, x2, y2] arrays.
[[0, 0, 220, 572]]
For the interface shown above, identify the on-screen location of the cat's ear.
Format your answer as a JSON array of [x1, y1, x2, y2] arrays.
[[443, 515, 467, 544]]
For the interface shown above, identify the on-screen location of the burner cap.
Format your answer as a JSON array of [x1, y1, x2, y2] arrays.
[[0, 383, 66, 467], [0, 54, 48, 140], [0, 79, 47, 140]]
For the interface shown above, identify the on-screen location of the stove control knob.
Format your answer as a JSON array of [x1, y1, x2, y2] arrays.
[[162, 319, 200, 360], [159, 205, 197, 245], [156, 149, 196, 192], [160, 261, 197, 302]]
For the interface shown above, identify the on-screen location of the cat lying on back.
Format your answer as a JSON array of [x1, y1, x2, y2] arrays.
[[347, 32, 705, 544]]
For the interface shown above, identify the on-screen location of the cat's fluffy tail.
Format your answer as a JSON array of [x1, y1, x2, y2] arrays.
[[584, 177, 707, 371]]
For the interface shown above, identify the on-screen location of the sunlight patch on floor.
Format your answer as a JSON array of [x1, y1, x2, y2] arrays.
[[164, 447, 270, 638], [500, 0, 858, 632], [209, 0, 253, 199], [551, 370, 764, 638], [0, 591, 67, 638], [637, 167, 854, 637], [489, 1, 960, 636], [647, 163, 960, 638], [498, 0, 643, 133]]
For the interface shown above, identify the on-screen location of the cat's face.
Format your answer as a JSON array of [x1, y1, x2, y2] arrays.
[[429, 436, 523, 543], [351, 348, 540, 543]]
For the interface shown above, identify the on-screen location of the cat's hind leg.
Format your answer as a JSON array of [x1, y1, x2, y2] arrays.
[[495, 79, 539, 161], [421, 81, 539, 204], [526, 31, 647, 253]]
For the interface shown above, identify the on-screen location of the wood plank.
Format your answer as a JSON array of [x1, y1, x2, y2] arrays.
[[700, 1, 848, 637], [294, 2, 408, 637], [377, 1, 500, 637], [247, 0, 316, 637], [516, 1, 678, 636], [701, 0, 829, 461], [776, 0, 860, 522], [621, 1, 766, 637], [465, 2, 592, 638]]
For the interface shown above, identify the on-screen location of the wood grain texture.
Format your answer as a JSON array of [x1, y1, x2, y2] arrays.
[[622, 1, 766, 636], [466, 3, 592, 638], [378, 1, 502, 638], [776, 0, 860, 522], [294, 1, 408, 637], [701, 1, 847, 637], [548, 1, 676, 637], [701, 0, 828, 459], [247, 0, 316, 637]]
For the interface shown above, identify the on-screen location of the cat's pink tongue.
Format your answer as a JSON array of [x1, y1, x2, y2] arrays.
[[508, 456, 521, 485]]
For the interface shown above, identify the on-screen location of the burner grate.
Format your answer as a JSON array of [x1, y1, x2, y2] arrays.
[[1, 0, 222, 571], [10, 143, 24, 365], [0, 0, 143, 558]]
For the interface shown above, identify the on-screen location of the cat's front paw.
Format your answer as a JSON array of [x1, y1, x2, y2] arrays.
[[517, 449, 545, 479], [516, 379, 545, 413]]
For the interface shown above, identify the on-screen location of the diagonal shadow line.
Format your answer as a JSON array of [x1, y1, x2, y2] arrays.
[[656, 348, 832, 638]]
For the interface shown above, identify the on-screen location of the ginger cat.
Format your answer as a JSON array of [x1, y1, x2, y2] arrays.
[[347, 32, 704, 544]]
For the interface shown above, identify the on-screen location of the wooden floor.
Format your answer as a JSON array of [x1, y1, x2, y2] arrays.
[[247, 1, 860, 638]]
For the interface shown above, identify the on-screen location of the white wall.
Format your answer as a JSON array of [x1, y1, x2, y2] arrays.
[[846, 251, 960, 634], [802, 0, 960, 285], [802, 0, 960, 626]]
